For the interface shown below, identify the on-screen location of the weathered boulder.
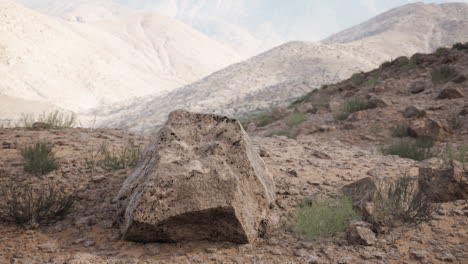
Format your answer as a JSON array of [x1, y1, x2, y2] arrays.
[[116, 110, 276, 244], [436, 83, 465, 100], [402, 106, 426, 119], [346, 221, 376, 246], [408, 81, 427, 94], [409, 118, 451, 140], [418, 158, 468, 202]]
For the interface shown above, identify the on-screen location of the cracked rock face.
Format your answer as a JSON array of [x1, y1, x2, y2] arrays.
[[115, 110, 276, 244]]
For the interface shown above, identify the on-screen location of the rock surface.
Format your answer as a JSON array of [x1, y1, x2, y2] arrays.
[[346, 221, 376, 246], [116, 110, 276, 244], [409, 118, 451, 140], [418, 158, 468, 202]]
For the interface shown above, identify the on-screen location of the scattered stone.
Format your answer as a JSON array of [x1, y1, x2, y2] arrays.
[[116, 110, 276, 244], [409, 248, 430, 260], [307, 255, 320, 264], [402, 106, 426, 118], [83, 240, 95, 248], [368, 97, 390, 109], [409, 118, 451, 140], [2, 140, 15, 149], [408, 81, 427, 94], [436, 83, 465, 100], [38, 242, 57, 253], [436, 253, 456, 262], [312, 150, 332, 160], [287, 169, 299, 177], [91, 175, 106, 183], [346, 221, 376, 246], [418, 158, 468, 202]]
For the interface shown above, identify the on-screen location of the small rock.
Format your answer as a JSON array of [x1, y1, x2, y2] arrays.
[[2, 140, 15, 149], [307, 255, 320, 264], [402, 106, 426, 118], [83, 240, 95, 248], [312, 150, 332, 160], [346, 221, 376, 246], [38, 242, 57, 253], [409, 81, 427, 94], [287, 169, 298, 177], [436, 252, 456, 262], [144, 244, 163, 256], [409, 248, 430, 260], [91, 175, 106, 183], [294, 249, 309, 257], [368, 97, 390, 109], [267, 246, 284, 256], [436, 84, 465, 100]]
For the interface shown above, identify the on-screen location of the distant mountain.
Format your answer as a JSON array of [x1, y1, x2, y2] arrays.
[[0, 0, 239, 120], [96, 2, 468, 132]]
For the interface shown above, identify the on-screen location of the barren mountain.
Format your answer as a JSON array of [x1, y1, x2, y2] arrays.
[[0, 0, 239, 120], [97, 2, 468, 132]]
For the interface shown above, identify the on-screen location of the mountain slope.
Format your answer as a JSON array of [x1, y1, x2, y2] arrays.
[[0, 0, 240, 115], [96, 2, 468, 132]]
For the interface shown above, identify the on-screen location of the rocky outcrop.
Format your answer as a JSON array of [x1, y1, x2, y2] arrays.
[[418, 158, 468, 202], [409, 118, 451, 140], [115, 110, 276, 244], [436, 83, 465, 100]]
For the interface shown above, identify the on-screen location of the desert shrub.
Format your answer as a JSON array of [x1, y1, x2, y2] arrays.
[[0, 182, 75, 225], [266, 130, 298, 139], [380, 60, 392, 69], [292, 196, 360, 241], [86, 140, 141, 171], [391, 124, 410, 138], [443, 145, 468, 163], [351, 72, 366, 86], [334, 97, 369, 121], [371, 176, 436, 226], [20, 142, 58, 176], [434, 47, 449, 57], [431, 66, 460, 85], [396, 56, 410, 67], [380, 137, 436, 161], [366, 74, 381, 86], [20, 111, 77, 129], [288, 89, 331, 110], [410, 53, 425, 65], [452, 42, 468, 50], [452, 74, 467, 84], [287, 112, 306, 126], [253, 109, 286, 127]]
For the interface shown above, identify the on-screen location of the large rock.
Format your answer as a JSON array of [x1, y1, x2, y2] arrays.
[[115, 110, 276, 244], [408, 81, 427, 94], [402, 106, 426, 119], [418, 158, 468, 202], [436, 83, 465, 100], [409, 118, 451, 140], [346, 221, 376, 246]]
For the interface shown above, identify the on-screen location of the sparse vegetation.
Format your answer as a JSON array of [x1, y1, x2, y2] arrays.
[[380, 137, 435, 161], [351, 72, 366, 86], [334, 97, 369, 121], [288, 89, 331, 110], [443, 144, 468, 163], [366, 74, 381, 86], [20, 142, 58, 176], [253, 109, 286, 127], [431, 66, 460, 85], [453, 42, 468, 50], [391, 124, 410, 138], [371, 176, 436, 226], [287, 112, 306, 126], [452, 74, 467, 84], [20, 110, 77, 129], [292, 196, 361, 241], [0, 182, 75, 225], [434, 47, 449, 57], [85, 140, 141, 171]]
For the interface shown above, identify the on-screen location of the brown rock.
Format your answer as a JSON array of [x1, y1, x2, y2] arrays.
[[402, 106, 426, 118], [408, 81, 427, 94], [418, 158, 468, 202], [436, 84, 465, 100], [409, 118, 451, 140], [346, 221, 376, 246], [116, 110, 276, 244], [368, 97, 390, 109]]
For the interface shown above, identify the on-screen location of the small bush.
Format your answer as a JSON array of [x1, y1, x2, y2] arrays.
[[86, 140, 141, 172], [391, 124, 410, 138], [431, 66, 460, 85], [410, 53, 425, 66], [266, 130, 298, 139], [443, 145, 468, 163], [351, 72, 366, 86], [334, 97, 369, 121], [372, 176, 436, 226], [20, 142, 58, 176], [292, 196, 360, 241], [380, 60, 392, 69], [253, 109, 285, 127], [366, 75, 381, 86], [287, 112, 306, 126], [434, 47, 449, 57], [380, 137, 436, 161], [453, 42, 468, 50], [452, 74, 467, 84], [21, 111, 77, 129], [0, 182, 75, 225]]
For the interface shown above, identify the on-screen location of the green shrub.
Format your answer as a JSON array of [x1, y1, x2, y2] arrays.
[[380, 60, 392, 69], [0, 182, 75, 225], [410, 53, 424, 66], [20, 142, 58, 176], [266, 130, 298, 139], [20, 111, 77, 129], [86, 140, 141, 172], [380, 137, 436, 161], [434, 47, 449, 57], [334, 97, 369, 121], [351, 73, 366, 86], [452, 42, 468, 50], [292, 196, 361, 241], [391, 124, 410, 138], [366, 75, 381, 86], [397, 56, 410, 67], [431, 66, 460, 85], [253, 109, 285, 127], [443, 145, 468, 163], [371, 176, 436, 226], [287, 112, 306, 126]]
